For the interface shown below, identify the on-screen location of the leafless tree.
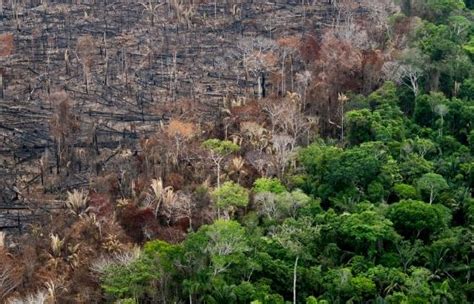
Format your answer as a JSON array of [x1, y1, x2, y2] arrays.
[[139, 0, 163, 27], [296, 70, 312, 109], [11, 0, 22, 30], [338, 93, 349, 142], [170, 0, 195, 28], [264, 94, 314, 144], [237, 37, 277, 99], [171, 192, 195, 231], [361, 0, 400, 44], [0, 71, 3, 99], [49, 91, 80, 174], [76, 35, 96, 94], [383, 61, 422, 96], [271, 134, 296, 179], [276, 36, 301, 93], [240, 121, 270, 152]]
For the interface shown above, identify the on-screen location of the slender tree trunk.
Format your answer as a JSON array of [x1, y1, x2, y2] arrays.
[[40, 164, 44, 186], [340, 101, 344, 142], [104, 32, 108, 86], [410, 75, 418, 97], [0, 73, 3, 99], [302, 0, 306, 22], [257, 72, 265, 99], [56, 138, 61, 174], [214, 1, 217, 20], [216, 159, 221, 218], [281, 52, 286, 93], [12, 0, 20, 30], [293, 256, 299, 304], [257, 75, 263, 99], [439, 117, 444, 137], [217, 161, 221, 190], [290, 55, 294, 92]]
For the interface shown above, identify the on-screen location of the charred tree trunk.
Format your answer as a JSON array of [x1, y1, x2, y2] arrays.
[[0, 73, 4, 99]]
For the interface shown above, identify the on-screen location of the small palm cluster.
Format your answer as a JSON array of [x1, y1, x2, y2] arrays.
[[65, 189, 89, 215], [147, 178, 177, 219]]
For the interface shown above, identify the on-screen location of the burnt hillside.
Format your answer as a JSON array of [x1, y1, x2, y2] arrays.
[[0, 1, 338, 228]]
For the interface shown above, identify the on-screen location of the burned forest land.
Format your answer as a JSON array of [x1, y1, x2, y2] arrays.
[[0, 1, 334, 229]]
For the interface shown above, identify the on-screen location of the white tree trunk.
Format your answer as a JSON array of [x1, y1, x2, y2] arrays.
[[0, 73, 3, 99], [293, 256, 299, 304]]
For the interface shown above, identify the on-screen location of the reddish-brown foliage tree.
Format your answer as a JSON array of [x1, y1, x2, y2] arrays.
[[299, 35, 320, 63], [308, 31, 363, 135], [230, 101, 266, 126], [167, 119, 197, 139], [166, 172, 185, 190], [362, 49, 386, 93], [118, 204, 156, 242], [0, 33, 14, 57], [87, 192, 114, 218]]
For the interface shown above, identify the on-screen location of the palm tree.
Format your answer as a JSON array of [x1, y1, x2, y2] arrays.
[[228, 156, 247, 183]]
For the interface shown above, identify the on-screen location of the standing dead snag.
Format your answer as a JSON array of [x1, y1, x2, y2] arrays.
[[115, 33, 136, 92], [139, 0, 163, 27], [170, 0, 195, 28], [103, 33, 109, 86], [237, 38, 278, 99], [64, 49, 71, 76], [11, 0, 22, 30], [338, 93, 349, 142], [0, 68, 4, 100], [166, 119, 198, 166], [277, 36, 301, 94], [270, 134, 296, 180], [295, 70, 312, 109], [49, 91, 81, 175], [76, 35, 96, 94]]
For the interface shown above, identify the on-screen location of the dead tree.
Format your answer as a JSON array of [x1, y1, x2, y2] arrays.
[[237, 37, 277, 99], [76, 35, 96, 94]]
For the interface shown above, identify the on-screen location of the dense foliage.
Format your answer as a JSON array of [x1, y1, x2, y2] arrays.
[[97, 1, 474, 303]]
